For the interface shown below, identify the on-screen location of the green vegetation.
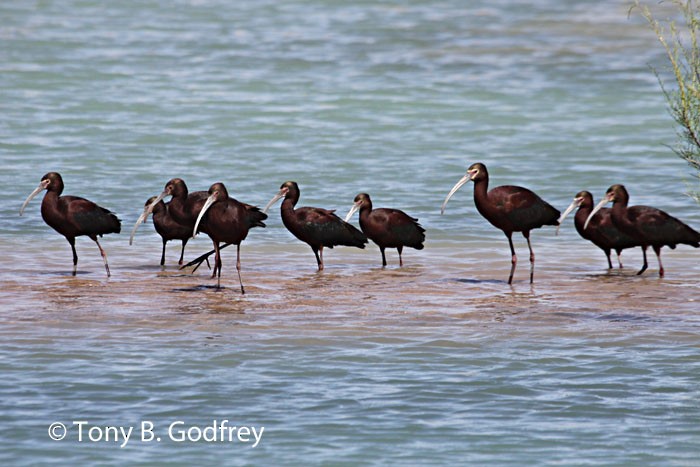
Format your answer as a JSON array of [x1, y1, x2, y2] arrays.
[[635, 0, 700, 202]]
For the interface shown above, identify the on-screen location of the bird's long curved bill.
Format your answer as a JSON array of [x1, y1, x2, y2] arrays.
[[584, 197, 610, 230], [19, 184, 46, 216], [555, 199, 579, 236], [129, 191, 167, 244], [344, 203, 360, 223], [146, 191, 167, 215], [263, 191, 285, 214], [129, 207, 151, 246], [193, 193, 217, 238], [440, 175, 470, 214]]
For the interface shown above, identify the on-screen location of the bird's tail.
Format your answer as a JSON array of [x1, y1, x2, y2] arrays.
[[341, 221, 369, 248], [245, 204, 268, 229]]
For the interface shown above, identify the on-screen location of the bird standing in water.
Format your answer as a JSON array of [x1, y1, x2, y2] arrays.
[[142, 178, 208, 231], [130, 196, 192, 266], [344, 193, 425, 267], [20, 172, 121, 276], [264, 181, 367, 270], [585, 184, 700, 277], [557, 191, 640, 269], [441, 162, 560, 284], [193, 182, 267, 293]]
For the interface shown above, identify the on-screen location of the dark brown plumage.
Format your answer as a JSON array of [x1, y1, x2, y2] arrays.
[[345, 193, 425, 267], [264, 181, 367, 270], [192, 182, 267, 293], [586, 184, 700, 277], [558, 191, 640, 269], [131, 196, 191, 266], [19, 172, 121, 276], [441, 162, 560, 284], [147, 178, 208, 230]]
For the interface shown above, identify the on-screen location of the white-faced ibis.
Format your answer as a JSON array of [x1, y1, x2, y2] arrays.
[[585, 184, 700, 277], [192, 182, 267, 293], [19, 172, 121, 276], [264, 181, 368, 270], [145, 178, 208, 229], [344, 193, 425, 267], [130, 196, 191, 266], [441, 162, 560, 284], [557, 191, 641, 269]]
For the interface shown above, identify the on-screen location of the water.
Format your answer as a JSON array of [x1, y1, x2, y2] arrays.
[[2, 0, 700, 464]]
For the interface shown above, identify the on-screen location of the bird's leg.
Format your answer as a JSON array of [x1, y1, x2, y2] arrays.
[[312, 247, 321, 270], [637, 247, 649, 276], [178, 239, 187, 266], [524, 232, 535, 284], [210, 243, 219, 279], [93, 237, 111, 277], [213, 242, 222, 288], [181, 244, 226, 272], [161, 239, 167, 267], [312, 246, 324, 271], [236, 243, 245, 295], [397, 246, 404, 267], [653, 245, 664, 278], [507, 233, 516, 285], [69, 238, 78, 276], [380, 247, 387, 268]]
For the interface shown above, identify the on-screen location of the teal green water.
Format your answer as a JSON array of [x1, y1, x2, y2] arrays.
[[2, 1, 700, 465]]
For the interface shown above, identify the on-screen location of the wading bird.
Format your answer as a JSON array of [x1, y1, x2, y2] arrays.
[[19, 172, 121, 276], [344, 193, 425, 267], [130, 196, 192, 266], [143, 178, 208, 230], [264, 181, 367, 270], [585, 184, 700, 277], [557, 191, 640, 269], [441, 162, 560, 284], [193, 182, 267, 293]]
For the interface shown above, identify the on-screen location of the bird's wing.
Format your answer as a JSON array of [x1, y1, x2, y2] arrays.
[[296, 207, 367, 247], [64, 196, 122, 235]]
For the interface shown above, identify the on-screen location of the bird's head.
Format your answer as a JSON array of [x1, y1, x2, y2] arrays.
[[574, 191, 593, 209], [584, 185, 629, 230], [192, 182, 229, 238], [556, 190, 591, 234], [605, 184, 628, 204], [19, 172, 63, 216], [164, 178, 187, 198], [345, 193, 371, 222], [40, 172, 63, 192], [207, 182, 229, 202], [441, 162, 488, 214], [353, 192, 371, 207], [264, 181, 299, 213], [467, 162, 487, 183]]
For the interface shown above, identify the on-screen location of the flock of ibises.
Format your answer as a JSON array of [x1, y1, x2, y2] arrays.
[[19, 163, 700, 292]]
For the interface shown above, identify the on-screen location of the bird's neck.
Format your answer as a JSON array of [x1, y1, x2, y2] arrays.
[[280, 197, 296, 218], [40, 191, 62, 229], [610, 201, 631, 228], [358, 205, 371, 223], [574, 205, 593, 234], [472, 179, 489, 205], [168, 197, 191, 226], [40, 190, 59, 210]]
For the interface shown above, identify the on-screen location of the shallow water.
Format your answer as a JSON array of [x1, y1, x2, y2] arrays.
[[2, 0, 700, 465]]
